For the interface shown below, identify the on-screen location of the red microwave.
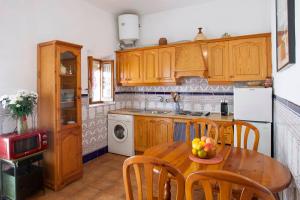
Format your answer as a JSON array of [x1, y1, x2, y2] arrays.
[[0, 130, 48, 160]]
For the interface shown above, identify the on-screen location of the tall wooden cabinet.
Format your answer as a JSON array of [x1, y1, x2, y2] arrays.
[[37, 40, 83, 191]]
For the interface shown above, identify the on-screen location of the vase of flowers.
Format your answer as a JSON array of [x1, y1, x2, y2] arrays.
[[0, 90, 38, 134]]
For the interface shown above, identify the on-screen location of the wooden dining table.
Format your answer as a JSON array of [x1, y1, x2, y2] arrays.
[[144, 142, 292, 197]]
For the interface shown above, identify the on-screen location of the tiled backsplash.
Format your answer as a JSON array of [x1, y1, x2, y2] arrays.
[[115, 77, 234, 113], [0, 77, 233, 157], [274, 96, 300, 199]]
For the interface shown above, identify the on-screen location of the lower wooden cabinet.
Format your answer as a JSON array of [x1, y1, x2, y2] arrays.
[[134, 116, 173, 152], [60, 128, 83, 184], [134, 116, 150, 151]]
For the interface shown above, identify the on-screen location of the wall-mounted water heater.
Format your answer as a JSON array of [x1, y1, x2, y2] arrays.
[[118, 14, 139, 48]]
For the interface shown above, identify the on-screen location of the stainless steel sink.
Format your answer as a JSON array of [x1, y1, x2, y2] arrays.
[[143, 110, 171, 114]]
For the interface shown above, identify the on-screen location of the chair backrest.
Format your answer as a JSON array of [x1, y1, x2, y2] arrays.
[[123, 155, 185, 200], [192, 118, 220, 144], [221, 121, 260, 151], [185, 170, 276, 200], [173, 118, 220, 144]]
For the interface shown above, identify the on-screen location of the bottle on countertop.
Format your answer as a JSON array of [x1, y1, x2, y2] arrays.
[[221, 100, 229, 116]]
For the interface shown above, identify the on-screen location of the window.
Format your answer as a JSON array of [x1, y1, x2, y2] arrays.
[[88, 56, 114, 104]]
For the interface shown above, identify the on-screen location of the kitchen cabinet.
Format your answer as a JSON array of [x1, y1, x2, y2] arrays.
[[37, 40, 83, 190], [116, 33, 271, 85], [126, 51, 144, 83], [134, 116, 150, 151], [207, 41, 229, 83], [149, 118, 173, 146], [229, 37, 268, 81], [134, 116, 173, 152], [60, 128, 82, 183], [143, 49, 159, 83], [158, 47, 176, 83], [175, 42, 207, 78], [116, 52, 128, 84], [207, 34, 271, 83]]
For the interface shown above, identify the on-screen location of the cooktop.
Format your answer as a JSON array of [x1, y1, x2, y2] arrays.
[[177, 111, 210, 116]]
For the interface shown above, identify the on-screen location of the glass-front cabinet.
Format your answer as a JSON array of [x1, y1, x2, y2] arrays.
[[37, 40, 83, 190], [57, 47, 81, 130]]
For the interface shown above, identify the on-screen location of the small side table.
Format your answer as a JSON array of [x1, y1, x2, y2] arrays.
[[0, 151, 45, 200]]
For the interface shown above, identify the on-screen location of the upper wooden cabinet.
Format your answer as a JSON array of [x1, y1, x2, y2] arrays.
[[126, 51, 144, 83], [116, 52, 128, 84], [206, 33, 271, 83], [229, 37, 268, 81], [158, 47, 176, 83], [143, 49, 159, 83], [207, 41, 229, 83], [175, 42, 207, 78], [117, 47, 176, 86], [116, 33, 272, 85]]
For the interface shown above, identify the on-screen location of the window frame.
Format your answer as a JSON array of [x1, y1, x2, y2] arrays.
[[88, 56, 114, 105]]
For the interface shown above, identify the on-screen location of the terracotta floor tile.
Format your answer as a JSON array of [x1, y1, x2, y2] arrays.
[[29, 153, 203, 200]]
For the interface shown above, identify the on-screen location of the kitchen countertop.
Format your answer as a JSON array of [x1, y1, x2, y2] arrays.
[[109, 109, 233, 122]]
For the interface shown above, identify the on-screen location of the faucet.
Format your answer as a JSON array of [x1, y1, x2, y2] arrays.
[[157, 96, 164, 102]]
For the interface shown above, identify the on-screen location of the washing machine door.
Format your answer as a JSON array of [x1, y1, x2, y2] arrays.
[[113, 122, 128, 142]]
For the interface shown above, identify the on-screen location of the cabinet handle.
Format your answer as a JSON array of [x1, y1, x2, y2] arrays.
[[229, 75, 234, 78], [208, 76, 211, 78]]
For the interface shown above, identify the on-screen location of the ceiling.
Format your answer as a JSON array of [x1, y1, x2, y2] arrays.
[[85, 0, 212, 15]]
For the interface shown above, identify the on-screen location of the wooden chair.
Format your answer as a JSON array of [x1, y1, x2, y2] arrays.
[[185, 170, 276, 200], [123, 155, 185, 200], [173, 118, 220, 145], [221, 121, 260, 151]]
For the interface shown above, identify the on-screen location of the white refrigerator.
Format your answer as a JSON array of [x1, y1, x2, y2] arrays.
[[233, 87, 272, 156]]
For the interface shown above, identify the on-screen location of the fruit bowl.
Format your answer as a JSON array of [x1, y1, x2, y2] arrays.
[[191, 136, 217, 159]]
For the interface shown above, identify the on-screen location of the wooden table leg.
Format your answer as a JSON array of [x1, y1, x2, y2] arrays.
[[164, 178, 171, 200]]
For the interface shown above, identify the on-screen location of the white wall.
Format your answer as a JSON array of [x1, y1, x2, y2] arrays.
[[271, 0, 300, 105], [139, 0, 271, 46], [0, 0, 117, 96]]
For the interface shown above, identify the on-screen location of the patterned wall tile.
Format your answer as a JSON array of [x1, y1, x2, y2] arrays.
[[274, 99, 300, 199]]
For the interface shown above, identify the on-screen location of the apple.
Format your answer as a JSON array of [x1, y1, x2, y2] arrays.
[[204, 143, 213, 152], [206, 138, 213, 144], [198, 150, 207, 158], [201, 136, 207, 142]]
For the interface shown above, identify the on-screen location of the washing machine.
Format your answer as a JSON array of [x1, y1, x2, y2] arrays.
[[108, 114, 134, 156]]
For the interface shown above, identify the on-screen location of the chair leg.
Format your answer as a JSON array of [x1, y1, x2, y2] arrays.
[[274, 193, 281, 200], [164, 179, 171, 200]]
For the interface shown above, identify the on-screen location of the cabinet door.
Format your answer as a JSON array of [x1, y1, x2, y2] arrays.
[[57, 46, 82, 131], [229, 37, 268, 81], [127, 51, 143, 83], [207, 41, 229, 82], [134, 116, 149, 152], [143, 49, 159, 83], [150, 118, 173, 147], [60, 128, 82, 183], [158, 47, 175, 83], [117, 53, 128, 84]]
